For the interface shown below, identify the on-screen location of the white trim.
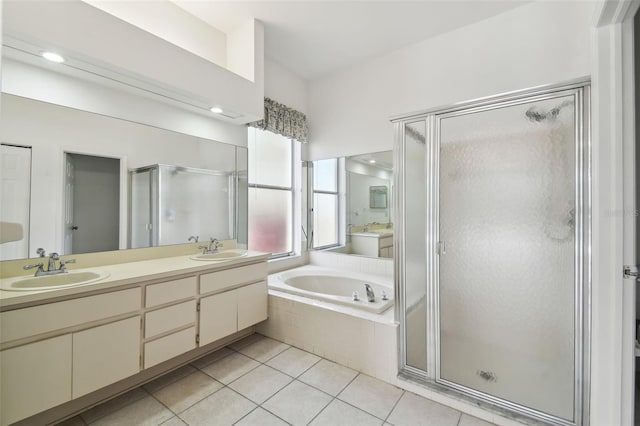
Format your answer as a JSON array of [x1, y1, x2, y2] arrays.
[[590, 1, 639, 424], [60, 148, 128, 255]]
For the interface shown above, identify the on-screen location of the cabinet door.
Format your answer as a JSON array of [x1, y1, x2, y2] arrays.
[[199, 290, 237, 346], [0, 335, 72, 426], [73, 316, 141, 398], [237, 281, 268, 330], [144, 327, 196, 369]]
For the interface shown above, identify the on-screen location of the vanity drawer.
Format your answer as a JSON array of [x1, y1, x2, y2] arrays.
[[145, 276, 197, 308], [379, 236, 393, 249], [1, 288, 141, 343], [145, 300, 196, 338], [200, 263, 267, 295], [144, 326, 196, 369]]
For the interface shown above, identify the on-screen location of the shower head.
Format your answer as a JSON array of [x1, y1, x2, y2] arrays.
[[169, 166, 188, 176], [525, 100, 573, 123]]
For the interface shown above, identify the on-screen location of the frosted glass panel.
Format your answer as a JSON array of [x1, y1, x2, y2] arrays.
[[237, 148, 249, 246], [314, 158, 338, 192], [248, 188, 292, 255], [130, 169, 152, 248], [438, 95, 576, 421], [404, 120, 428, 371], [313, 193, 338, 248], [248, 128, 292, 187], [158, 166, 232, 245]]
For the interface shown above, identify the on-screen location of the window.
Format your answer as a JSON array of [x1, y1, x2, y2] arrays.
[[248, 128, 294, 257], [312, 158, 339, 248]]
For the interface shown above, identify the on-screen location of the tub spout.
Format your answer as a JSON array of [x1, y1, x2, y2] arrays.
[[364, 283, 375, 302]]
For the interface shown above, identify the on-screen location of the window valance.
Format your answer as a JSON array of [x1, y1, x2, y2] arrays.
[[249, 97, 308, 143]]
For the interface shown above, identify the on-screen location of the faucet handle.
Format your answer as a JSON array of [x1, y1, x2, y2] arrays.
[[23, 262, 44, 271], [59, 259, 76, 272]]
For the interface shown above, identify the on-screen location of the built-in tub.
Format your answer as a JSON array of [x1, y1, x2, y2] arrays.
[[269, 266, 393, 314]]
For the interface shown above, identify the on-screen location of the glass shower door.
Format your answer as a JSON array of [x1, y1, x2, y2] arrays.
[[437, 93, 580, 423]]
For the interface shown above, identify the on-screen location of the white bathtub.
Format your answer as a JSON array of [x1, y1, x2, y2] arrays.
[[269, 266, 393, 314]]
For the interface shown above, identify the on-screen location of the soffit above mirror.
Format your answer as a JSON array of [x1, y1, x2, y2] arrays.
[[2, 0, 265, 124]]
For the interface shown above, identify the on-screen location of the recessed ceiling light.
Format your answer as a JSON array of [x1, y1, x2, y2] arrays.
[[369, 159, 376, 164], [210, 107, 223, 114], [41, 51, 65, 63]]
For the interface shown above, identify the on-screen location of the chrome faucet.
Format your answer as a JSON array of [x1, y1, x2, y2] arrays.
[[199, 238, 223, 254], [188, 235, 199, 243], [364, 283, 375, 302], [24, 248, 76, 277]]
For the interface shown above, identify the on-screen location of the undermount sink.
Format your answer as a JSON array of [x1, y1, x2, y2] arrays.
[[190, 250, 248, 261], [1, 270, 110, 292]]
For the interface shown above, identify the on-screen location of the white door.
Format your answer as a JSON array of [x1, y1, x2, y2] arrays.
[[0, 144, 31, 260]]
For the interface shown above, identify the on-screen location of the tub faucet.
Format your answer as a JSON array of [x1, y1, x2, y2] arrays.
[[364, 283, 375, 302]]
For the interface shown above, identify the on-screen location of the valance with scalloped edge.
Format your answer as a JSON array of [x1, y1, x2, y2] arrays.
[[248, 97, 308, 143]]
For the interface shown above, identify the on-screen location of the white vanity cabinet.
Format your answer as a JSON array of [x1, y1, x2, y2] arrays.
[[0, 255, 269, 425], [143, 276, 198, 369], [350, 232, 394, 258], [73, 316, 141, 398], [199, 263, 268, 346], [200, 289, 238, 345], [0, 335, 72, 426], [0, 288, 141, 425]]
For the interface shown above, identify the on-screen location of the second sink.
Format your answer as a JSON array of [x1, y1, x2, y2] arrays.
[[190, 250, 247, 261]]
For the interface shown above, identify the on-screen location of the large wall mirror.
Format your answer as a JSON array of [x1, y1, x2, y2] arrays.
[[310, 150, 393, 259], [0, 93, 248, 261]]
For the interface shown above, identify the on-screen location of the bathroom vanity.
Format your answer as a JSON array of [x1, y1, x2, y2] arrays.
[[349, 231, 393, 258], [0, 251, 269, 425]]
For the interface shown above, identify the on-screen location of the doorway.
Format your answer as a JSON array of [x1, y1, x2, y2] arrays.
[[64, 153, 120, 254], [0, 144, 31, 260]]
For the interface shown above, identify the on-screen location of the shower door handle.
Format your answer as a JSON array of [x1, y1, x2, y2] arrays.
[[624, 265, 639, 282], [436, 241, 446, 255]]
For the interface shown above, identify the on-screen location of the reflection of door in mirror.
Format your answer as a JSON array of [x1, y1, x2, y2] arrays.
[[64, 153, 120, 255], [0, 144, 31, 260]]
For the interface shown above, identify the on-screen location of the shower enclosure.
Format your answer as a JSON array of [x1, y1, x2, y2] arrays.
[[130, 164, 237, 248], [393, 80, 590, 425]]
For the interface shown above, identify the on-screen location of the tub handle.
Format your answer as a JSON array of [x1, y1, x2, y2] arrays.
[[352, 291, 360, 301], [381, 290, 388, 301]]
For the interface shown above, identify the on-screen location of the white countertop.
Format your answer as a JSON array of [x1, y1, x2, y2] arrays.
[[0, 250, 270, 309], [349, 231, 393, 238]]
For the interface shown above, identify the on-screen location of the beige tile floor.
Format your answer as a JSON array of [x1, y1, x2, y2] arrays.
[[57, 334, 495, 426]]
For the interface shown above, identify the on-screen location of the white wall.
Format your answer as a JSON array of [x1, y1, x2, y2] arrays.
[[83, 0, 228, 69], [4, 0, 264, 123], [264, 59, 309, 114], [307, 1, 595, 160]]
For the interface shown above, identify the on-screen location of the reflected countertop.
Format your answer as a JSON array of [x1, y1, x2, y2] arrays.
[[349, 230, 393, 238]]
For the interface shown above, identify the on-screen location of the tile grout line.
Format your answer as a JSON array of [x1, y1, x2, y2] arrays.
[[381, 388, 405, 425]]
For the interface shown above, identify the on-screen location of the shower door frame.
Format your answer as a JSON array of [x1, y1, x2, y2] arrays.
[[393, 78, 591, 426]]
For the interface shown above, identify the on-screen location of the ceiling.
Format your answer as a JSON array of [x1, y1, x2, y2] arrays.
[[172, 1, 529, 81]]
